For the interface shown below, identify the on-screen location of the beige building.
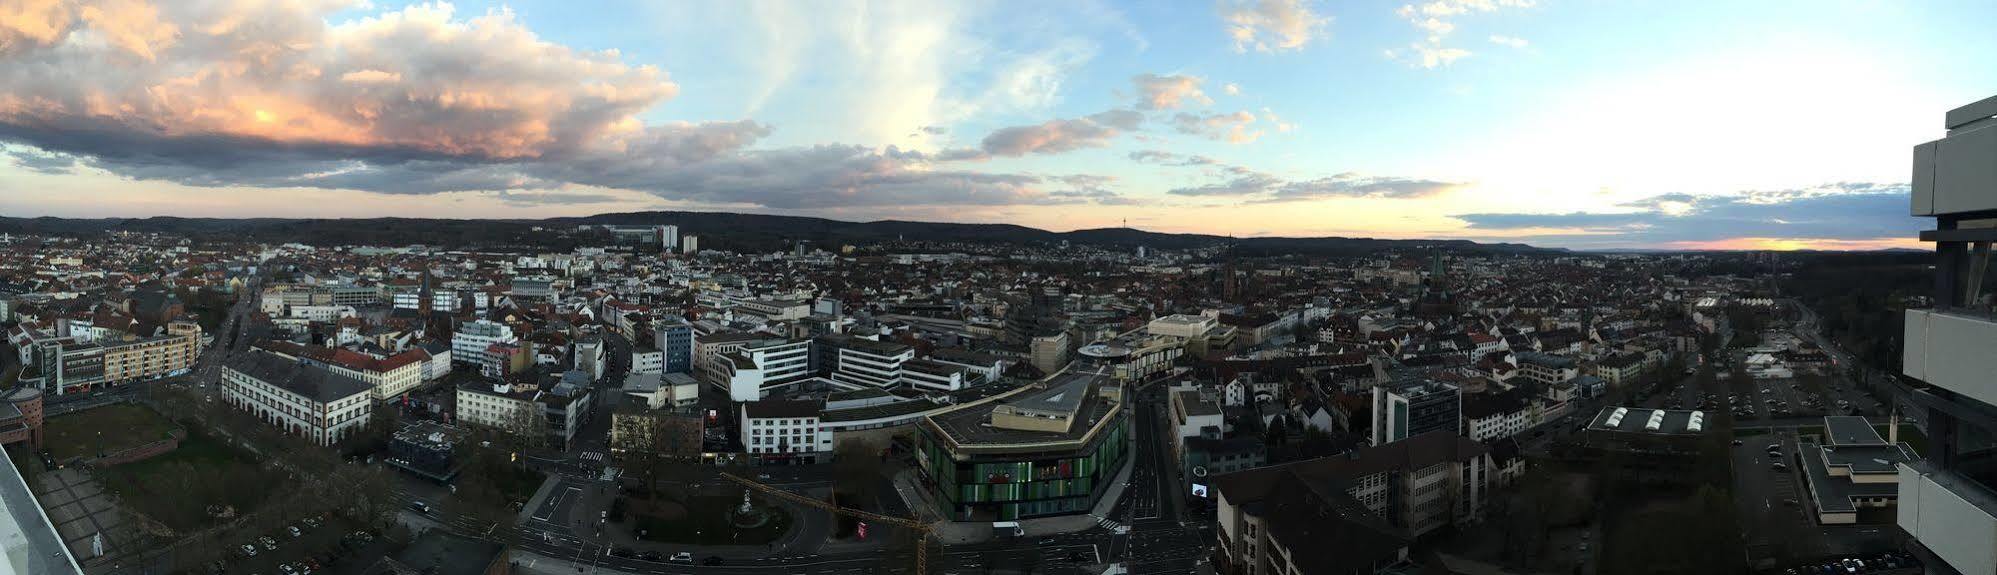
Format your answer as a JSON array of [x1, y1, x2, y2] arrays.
[[100, 322, 201, 384]]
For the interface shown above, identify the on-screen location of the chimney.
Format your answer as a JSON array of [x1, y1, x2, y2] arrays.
[[1890, 407, 1900, 445]]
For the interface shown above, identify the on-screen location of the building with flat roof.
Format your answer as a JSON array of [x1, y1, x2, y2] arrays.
[[916, 370, 1128, 520], [1582, 406, 1711, 454], [1371, 380, 1460, 446], [1797, 415, 1917, 525]]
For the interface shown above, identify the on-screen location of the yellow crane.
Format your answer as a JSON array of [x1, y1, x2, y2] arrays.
[[719, 472, 937, 575]]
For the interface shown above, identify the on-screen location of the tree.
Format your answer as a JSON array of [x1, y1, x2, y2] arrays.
[[831, 440, 882, 508]]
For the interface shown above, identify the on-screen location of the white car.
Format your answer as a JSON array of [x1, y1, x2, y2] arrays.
[[241, 544, 257, 557], [669, 552, 694, 563]]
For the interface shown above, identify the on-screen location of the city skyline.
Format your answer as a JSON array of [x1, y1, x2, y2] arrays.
[[3, 0, 1995, 250]]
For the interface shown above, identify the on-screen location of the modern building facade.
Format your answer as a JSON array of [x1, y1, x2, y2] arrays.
[[1370, 380, 1461, 446], [739, 399, 833, 464], [655, 318, 694, 374], [1897, 93, 1997, 575], [916, 371, 1128, 520]]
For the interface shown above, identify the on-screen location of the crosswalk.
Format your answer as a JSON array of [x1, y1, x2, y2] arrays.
[[579, 452, 605, 462], [1097, 516, 1124, 531]]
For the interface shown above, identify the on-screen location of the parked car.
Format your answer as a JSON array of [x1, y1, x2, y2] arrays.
[[669, 552, 694, 563], [288, 525, 302, 538], [240, 544, 258, 557]]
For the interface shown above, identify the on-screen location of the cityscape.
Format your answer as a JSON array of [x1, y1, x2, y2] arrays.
[[0, 2, 1995, 575]]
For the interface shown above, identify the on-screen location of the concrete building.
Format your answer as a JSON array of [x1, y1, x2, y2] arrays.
[[221, 352, 374, 447], [1897, 93, 1997, 575], [740, 399, 833, 464], [455, 376, 595, 450], [901, 358, 973, 392], [681, 235, 699, 254], [1371, 380, 1461, 446], [1029, 331, 1070, 375]]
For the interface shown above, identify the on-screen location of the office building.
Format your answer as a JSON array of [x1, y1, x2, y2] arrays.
[[815, 334, 914, 389], [655, 318, 694, 374], [1371, 380, 1461, 446], [1897, 93, 1997, 575], [740, 399, 833, 464], [916, 371, 1128, 520]]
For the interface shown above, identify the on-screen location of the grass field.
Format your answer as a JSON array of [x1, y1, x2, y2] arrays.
[[99, 429, 289, 531], [43, 403, 181, 461]]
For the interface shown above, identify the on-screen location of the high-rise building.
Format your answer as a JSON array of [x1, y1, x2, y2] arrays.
[[1898, 93, 1997, 575], [655, 318, 694, 375], [656, 224, 679, 251], [1371, 379, 1461, 446], [681, 235, 699, 254]]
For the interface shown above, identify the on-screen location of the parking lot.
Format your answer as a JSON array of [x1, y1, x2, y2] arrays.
[[215, 514, 378, 575]]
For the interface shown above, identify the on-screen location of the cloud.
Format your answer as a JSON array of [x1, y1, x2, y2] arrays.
[[1128, 150, 1217, 166], [5, 146, 77, 174], [978, 109, 1143, 156], [1389, 0, 1535, 69], [1168, 163, 1461, 202], [1452, 183, 1921, 247], [0, 1, 1143, 212], [1224, 83, 1242, 96], [1130, 73, 1212, 110], [1171, 110, 1262, 144], [1222, 0, 1330, 53]]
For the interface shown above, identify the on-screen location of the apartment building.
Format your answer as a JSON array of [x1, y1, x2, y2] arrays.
[[221, 352, 373, 447], [1897, 93, 1997, 575], [901, 358, 972, 392]]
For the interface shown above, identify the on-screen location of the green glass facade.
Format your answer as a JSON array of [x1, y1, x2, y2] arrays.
[[919, 418, 1129, 520]]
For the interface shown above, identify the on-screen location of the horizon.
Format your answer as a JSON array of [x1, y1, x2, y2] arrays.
[[3, 1, 1993, 250]]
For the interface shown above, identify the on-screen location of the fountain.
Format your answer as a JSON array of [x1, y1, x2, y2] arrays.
[[726, 489, 772, 529]]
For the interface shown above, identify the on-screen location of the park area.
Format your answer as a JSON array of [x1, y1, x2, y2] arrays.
[[43, 403, 181, 461], [98, 428, 291, 531], [627, 491, 794, 546]]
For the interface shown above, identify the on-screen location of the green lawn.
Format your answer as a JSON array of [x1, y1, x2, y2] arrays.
[[98, 429, 289, 532], [43, 403, 181, 461], [633, 494, 793, 546]]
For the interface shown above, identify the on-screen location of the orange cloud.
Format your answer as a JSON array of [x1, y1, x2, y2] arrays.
[[1664, 237, 1921, 251]]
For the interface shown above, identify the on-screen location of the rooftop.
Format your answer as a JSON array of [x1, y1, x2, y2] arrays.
[[923, 370, 1120, 452], [224, 351, 373, 403], [1587, 406, 1709, 436]]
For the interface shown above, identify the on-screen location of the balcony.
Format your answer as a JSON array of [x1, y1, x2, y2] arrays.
[[1901, 460, 1997, 574], [1905, 308, 1997, 408], [1912, 94, 1997, 217]]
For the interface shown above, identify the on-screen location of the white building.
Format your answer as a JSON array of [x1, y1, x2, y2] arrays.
[[739, 400, 833, 463], [221, 352, 373, 447], [901, 358, 971, 392], [452, 320, 516, 369], [632, 348, 664, 375], [817, 335, 914, 389]]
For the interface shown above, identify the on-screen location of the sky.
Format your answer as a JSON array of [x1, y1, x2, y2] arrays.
[[0, 0, 1993, 250]]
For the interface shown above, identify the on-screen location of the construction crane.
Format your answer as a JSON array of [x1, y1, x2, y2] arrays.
[[720, 472, 937, 575]]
